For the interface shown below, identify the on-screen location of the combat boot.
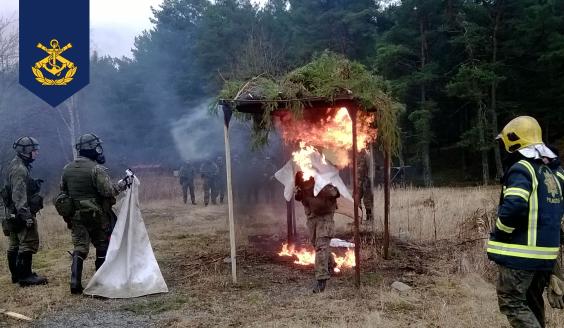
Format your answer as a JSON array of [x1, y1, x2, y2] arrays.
[[95, 249, 107, 271], [17, 252, 48, 287], [7, 250, 18, 283], [313, 279, 327, 293], [70, 252, 84, 294]]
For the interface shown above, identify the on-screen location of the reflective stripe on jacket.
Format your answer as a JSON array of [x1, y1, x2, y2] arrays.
[[487, 159, 564, 271]]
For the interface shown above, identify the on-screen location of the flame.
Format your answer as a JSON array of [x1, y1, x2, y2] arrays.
[[276, 107, 376, 168], [278, 243, 355, 273], [291, 142, 318, 180], [291, 142, 329, 180]]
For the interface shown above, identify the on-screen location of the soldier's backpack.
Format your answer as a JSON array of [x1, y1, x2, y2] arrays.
[[53, 192, 76, 218]]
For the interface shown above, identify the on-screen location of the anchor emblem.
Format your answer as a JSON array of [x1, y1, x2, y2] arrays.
[[32, 39, 77, 86]]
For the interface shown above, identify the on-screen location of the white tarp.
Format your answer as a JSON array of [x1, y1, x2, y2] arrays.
[[84, 176, 168, 298], [274, 154, 353, 202]]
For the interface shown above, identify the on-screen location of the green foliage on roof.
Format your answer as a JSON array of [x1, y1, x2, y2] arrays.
[[216, 51, 402, 154]]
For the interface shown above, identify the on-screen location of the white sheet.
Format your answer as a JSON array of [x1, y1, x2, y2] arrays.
[[274, 153, 353, 202], [83, 176, 168, 298]]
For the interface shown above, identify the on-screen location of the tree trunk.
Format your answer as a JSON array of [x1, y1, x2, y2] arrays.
[[489, 0, 504, 180], [420, 17, 432, 187], [478, 101, 490, 185], [56, 95, 81, 160]]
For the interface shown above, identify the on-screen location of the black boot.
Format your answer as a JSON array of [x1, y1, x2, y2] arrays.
[[7, 250, 18, 283], [313, 279, 327, 293], [70, 252, 85, 294], [95, 249, 107, 271], [18, 252, 48, 287]]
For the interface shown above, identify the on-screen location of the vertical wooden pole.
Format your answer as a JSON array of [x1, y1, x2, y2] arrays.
[[384, 147, 391, 260], [223, 106, 237, 283], [283, 142, 295, 245], [349, 106, 361, 288], [286, 201, 294, 244]]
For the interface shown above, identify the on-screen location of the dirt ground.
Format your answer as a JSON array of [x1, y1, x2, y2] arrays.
[[1, 191, 564, 327]]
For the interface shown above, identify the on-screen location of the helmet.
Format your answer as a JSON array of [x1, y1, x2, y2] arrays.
[[13, 136, 39, 155], [75, 133, 102, 151], [497, 116, 543, 153]]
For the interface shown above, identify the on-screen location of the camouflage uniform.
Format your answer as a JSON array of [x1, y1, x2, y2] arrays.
[[496, 265, 549, 328], [200, 160, 219, 206], [261, 159, 277, 204], [2, 137, 47, 286], [358, 150, 374, 221], [5, 156, 40, 255], [61, 157, 122, 259], [296, 177, 339, 287], [215, 158, 226, 204], [179, 162, 196, 204]]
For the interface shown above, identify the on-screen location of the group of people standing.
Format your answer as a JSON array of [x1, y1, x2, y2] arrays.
[[178, 156, 225, 206], [1, 134, 131, 294]]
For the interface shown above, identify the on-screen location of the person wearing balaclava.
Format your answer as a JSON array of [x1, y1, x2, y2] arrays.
[[60, 133, 130, 294], [487, 116, 564, 328], [1, 136, 48, 287]]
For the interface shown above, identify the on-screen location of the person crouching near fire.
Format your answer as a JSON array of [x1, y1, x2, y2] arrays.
[[294, 171, 340, 293]]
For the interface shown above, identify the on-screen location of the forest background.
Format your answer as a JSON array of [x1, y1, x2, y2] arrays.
[[0, 0, 562, 188]]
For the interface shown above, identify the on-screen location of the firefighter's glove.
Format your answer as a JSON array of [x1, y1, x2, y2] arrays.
[[548, 274, 564, 309]]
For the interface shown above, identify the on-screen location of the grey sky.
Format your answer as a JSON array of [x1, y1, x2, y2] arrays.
[[0, 0, 266, 58]]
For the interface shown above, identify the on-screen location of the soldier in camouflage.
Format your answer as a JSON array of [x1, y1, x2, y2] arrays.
[[1, 137, 48, 286], [179, 160, 196, 205], [200, 159, 219, 206], [215, 156, 226, 204], [295, 171, 340, 293], [358, 149, 374, 221], [60, 133, 129, 294]]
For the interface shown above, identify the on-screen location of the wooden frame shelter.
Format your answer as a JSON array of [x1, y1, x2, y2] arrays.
[[219, 96, 392, 288]]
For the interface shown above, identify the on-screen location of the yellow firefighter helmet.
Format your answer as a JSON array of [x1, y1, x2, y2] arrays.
[[497, 116, 543, 153]]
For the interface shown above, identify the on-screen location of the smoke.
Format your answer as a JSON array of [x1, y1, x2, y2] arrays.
[[171, 100, 224, 162]]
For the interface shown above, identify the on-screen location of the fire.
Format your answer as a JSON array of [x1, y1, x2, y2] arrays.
[[278, 243, 355, 273], [291, 141, 328, 180], [276, 107, 376, 168]]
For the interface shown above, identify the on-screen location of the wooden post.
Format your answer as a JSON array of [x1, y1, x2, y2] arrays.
[[383, 146, 391, 260], [283, 142, 295, 244], [348, 106, 361, 288], [222, 105, 237, 283]]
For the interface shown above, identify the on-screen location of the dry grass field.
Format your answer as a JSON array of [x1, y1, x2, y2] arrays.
[[1, 179, 564, 327]]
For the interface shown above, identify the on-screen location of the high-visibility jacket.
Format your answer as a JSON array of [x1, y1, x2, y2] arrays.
[[487, 159, 564, 271]]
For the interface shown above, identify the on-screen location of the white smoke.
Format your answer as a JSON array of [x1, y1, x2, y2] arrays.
[[171, 100, 224, 162]]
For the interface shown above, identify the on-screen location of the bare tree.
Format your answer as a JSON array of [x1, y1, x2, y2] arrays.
[[0, 17, 19, 175], [55, 95, 82, 160]]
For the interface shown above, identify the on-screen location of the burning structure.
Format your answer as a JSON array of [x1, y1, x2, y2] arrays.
[[216, 52, 400, 287]]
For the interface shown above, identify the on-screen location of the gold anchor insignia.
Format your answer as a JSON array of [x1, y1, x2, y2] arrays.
[[31, 39, 77, 86], [544, 171, 559, 198]]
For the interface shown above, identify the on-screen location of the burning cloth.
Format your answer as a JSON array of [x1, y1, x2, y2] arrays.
[[275, 151, 353, 203], [83, 176, 168, 298]]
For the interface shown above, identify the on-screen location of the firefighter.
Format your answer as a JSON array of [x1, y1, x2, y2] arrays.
[[358, 149, 374, 221], [179, 160, 196, 205], [200, 159, 219, 206], [1, 137, 47, 286], [487, 116, 564, 327], [60, 133, 130, 294], [295, 171, 340, 293]]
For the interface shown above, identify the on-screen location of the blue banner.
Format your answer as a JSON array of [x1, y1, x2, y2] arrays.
[[19, 0, 89, 107]]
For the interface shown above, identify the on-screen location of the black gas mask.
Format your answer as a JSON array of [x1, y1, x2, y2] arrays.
[[79, 145, 105, 164]]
